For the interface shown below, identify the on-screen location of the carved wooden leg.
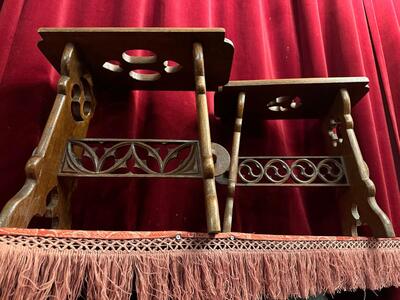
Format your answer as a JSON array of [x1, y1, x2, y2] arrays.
[[193, 42, 221, 233], [338, 191, 360, 236], [0, 44, 95, 229], [324, 89, 394, 237], [223, 92, 245, 232], [44, 178, 77, 229]]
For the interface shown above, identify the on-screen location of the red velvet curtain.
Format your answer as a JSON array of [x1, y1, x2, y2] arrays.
[[0, 0, 399, 298]]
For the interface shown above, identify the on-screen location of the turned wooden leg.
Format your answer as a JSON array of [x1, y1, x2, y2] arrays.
[[324, 89, 394, 237], [0, 44, 95, 229], [223, 92, 245, 232], [193, 42, 221, 233]]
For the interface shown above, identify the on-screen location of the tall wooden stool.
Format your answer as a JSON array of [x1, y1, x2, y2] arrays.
[[215, 77, 395, 237], [0, 28, 233, 233]]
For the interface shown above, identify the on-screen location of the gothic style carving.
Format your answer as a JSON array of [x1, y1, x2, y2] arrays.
[[60, 139, 230, 179], [0, 44, 95, 228], [61, 139, 202, 177]]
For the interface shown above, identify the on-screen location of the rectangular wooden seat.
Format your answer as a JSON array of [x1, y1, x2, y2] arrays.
[[215, 77, 369, 119]]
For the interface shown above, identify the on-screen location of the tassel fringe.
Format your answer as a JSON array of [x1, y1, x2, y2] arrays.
[[0, 232, 399, 299]]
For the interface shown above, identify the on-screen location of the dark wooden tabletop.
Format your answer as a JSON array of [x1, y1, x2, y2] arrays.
[[214, 77, 369, 119], [38, 28, 234, 91]]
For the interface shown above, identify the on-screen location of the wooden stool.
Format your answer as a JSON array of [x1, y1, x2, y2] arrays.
[[0, 28, 233, 233], [215, 77, 395, 237]]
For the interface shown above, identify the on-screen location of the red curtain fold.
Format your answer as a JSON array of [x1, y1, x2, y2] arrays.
[[364, 0, 400, 139], [364, 0, 400, 178], [0, 0, 399, 298]]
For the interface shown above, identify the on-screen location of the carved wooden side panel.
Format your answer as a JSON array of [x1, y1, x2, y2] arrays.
[[0, 44, 95, 228], [323, 89, 394, 237]]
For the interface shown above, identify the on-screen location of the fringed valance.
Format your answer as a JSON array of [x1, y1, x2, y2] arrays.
[[0, 228, 399, 299]]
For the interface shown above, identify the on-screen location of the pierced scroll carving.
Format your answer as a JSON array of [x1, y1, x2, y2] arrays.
[[237, 156, 348, 186]]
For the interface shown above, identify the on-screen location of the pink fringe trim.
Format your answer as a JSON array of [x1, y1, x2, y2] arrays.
[[0, 230, 399, 299]]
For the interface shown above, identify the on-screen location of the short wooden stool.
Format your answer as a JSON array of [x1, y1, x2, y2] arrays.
[[0, 28, 234, 233], [215, 77, 395, 237]]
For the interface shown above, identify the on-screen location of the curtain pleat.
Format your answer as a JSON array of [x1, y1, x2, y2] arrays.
[[363, 0, 400, 172]]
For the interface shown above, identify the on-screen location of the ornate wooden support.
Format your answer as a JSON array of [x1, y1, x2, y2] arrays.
[[0, 44, 95, 228], [58, 139, 230, 178], [324, 89, 394, 237], [193, 42, 221, 233], [223, 92, 245, 232]]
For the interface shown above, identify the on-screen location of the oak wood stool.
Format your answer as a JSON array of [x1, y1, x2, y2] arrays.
[[0, 28, 234, 233], [215, 77, 395, 237]]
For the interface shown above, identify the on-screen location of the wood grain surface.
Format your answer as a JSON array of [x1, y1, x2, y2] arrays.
[[38, 27, 234, 91]]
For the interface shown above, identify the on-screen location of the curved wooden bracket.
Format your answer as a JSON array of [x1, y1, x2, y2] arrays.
[[0, 44, 96, 228], [324, 88, 394, 237]]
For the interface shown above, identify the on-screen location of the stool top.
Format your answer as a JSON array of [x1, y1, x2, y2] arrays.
[[38, 27, 234, 91], [214, 77, 369, 119]]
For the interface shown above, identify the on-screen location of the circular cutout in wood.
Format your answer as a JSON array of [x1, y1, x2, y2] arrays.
[[81, 77, 94, 118], [122, 49, 157, 64], [102, 60, 123, 72], [71, 83, 83, 121], [129, 69, 161, 81], [163, 60, 182, 73], [82, 101, 92, 117], [71, 78, 94, 122], [71, 83, 81, 100]]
